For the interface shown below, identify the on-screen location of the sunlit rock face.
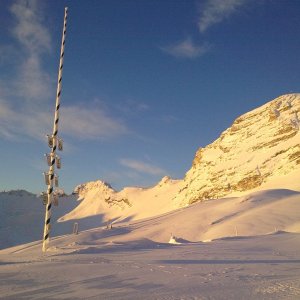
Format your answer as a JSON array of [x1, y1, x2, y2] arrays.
[[174, 94, 300, 206]]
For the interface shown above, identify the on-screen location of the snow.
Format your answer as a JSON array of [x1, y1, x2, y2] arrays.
[[59, 176, 184, 224], [1, 188, 300, 299], [0, 191, 78, 249], [1, 94, 300, 299]]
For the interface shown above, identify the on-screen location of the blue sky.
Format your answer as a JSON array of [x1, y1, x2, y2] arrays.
[[1, 0, 300, 193]]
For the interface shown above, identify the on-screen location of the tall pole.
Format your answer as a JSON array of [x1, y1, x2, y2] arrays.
[[42, 7, 68, 252]]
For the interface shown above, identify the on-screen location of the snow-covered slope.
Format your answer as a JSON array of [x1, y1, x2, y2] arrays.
[[59, 176, 183, 223], [174, 94, 300, 206], [70, 189, 300, 245], [1, 189, 300, 299], [0, 190, 42, 249], [4, 188, 299, 253], [0, 190, 78, 249]]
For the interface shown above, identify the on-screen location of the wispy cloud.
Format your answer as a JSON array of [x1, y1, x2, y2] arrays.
[[16, 54, 52, 101], [160, 115, 179, 124], [10, 0, 52, 102], [120, 159, 166, 176], [0, 99, 51, 140], [198, 0, 248, 33], [0, 99, 128, 141], [161, 38, 210, 59], [115, 99, 150, 116], [0, 1, 129, 141], [10, 0, 51, 54], [61, 106, 128, 139]]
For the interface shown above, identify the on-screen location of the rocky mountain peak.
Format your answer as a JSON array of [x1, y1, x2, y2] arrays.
[[173, 94, 300, 206], [73, 180, 115, 199], [157, 176, 173, 186]]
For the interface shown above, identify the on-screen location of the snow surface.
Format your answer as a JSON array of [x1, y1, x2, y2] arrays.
[[0, 191, 78, 249], [1, 189, 300, 299]]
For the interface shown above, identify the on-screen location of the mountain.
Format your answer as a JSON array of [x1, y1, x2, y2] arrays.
[[173, 94, 300, 206], [2, 94, 299, 249], [59, 176, 183, 224], [60, 94, 300, 225]]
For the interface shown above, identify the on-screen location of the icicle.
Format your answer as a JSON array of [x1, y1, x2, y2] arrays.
[[58, 138, 63, 151], [56, 156, 61, 169], [47, 135, 55, 148], [43, 172, 51, 185], [44, 154, 51, 166], [54, 175, 59, 187], [41, 192, 48, 205], [53, 194, 59, 206]]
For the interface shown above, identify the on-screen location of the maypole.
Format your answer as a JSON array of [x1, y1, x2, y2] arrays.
[[42, 7, 68, 252]]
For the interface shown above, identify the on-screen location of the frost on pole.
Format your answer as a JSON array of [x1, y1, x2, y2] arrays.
[[42, 7, 68, 253]]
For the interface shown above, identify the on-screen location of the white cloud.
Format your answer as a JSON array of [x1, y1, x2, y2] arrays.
[[16, 54, 52, 101], [7, 0, 53, 102], [116, 99, 150, 115], [198, 0, 248, 32], [120, 159, 166, 176], [0, 98, 129, 141], [0, 1, 128, 141], [0, 98, 51, 140], [0, 1, 53, 140], [161, 115, 179, 124], [10, 0, 51, 54], [61, 106, 128, 139], [161, 38, 210, 59]]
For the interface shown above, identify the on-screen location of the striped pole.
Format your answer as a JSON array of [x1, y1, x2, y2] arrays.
[[42, 7, 68, 252]]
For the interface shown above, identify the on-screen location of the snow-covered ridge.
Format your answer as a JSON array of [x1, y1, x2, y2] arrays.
[[73, 180, 115, 200], [60, 175, 183, 223]]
